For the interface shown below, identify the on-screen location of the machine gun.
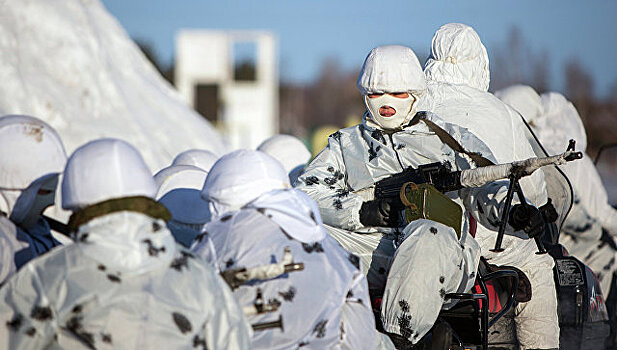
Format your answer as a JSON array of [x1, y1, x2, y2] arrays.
[[373, 144, 583, 253]]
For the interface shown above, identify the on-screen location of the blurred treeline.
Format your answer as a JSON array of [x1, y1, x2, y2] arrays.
[[136, 27, 617, 157]]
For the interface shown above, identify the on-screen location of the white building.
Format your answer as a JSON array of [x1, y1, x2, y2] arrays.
[[175, 30, 279, 149]]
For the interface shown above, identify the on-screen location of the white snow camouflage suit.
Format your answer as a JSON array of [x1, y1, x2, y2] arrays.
[[424, 23, 559, 349]]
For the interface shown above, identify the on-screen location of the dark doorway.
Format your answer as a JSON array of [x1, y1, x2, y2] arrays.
[[194, 84, 219, 123]]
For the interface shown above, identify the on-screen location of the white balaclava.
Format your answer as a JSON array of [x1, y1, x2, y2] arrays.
[[424, 23, 490, 92], [0, 115, 67, 226], [201, 150, 290, 219], [357, 45, 427, 130], [257, 134, 311, 183], [155, 165, 210, 225], [494, 84, 543, 125], [537, 92, 587, 154], [62, 138, 157, 210], [171, 149, 218, 172]]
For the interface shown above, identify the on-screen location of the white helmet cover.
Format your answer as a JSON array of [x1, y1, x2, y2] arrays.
[[357, 45, 427, 130], [0, 115, 66, 219], [494, 84, 543, 125], [201, 150, 290, 217], [257, 134, 311, 177], [424, 23, 490, 92], [62, 138, 157, 210], [155, 165, 210, 224], [171, 149, 219, 172]]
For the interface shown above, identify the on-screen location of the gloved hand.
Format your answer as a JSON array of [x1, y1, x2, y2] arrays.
[[508, 204, 545, 238], [359, 198, 403, 227], [539, 198, 559, 223]]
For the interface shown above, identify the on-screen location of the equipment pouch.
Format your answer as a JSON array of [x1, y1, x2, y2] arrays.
[[399, 182, 463, 238]]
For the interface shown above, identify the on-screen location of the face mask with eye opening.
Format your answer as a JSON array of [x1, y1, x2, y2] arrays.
[[365, 93, 417, 130]]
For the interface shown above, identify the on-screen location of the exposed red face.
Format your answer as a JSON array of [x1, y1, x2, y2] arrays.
[[367, 92, 411, 117]]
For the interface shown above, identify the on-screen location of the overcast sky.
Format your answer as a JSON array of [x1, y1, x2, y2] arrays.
[[101, 0, 617, 97]]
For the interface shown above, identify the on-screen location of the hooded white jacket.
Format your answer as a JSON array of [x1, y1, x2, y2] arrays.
[[0, 115, 67, 285], [424, 27, 559, 349], [194, 150, 393, 349], [0, 211, 251, 349]]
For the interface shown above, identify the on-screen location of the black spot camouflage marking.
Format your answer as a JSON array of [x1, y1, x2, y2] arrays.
[[371, 129, 387, 144], [460, 244, 465, 250], [79, 233, 90, 243], [327, 166, 335, 173], [297, 341, 309, 348], [399, 299, 410, 313], [469, 272, 476, 279], [333, 199, 343, 210], [346, 290, 354, 299], [302, 242, 324, 253], [368, 142, 381, 161], [396, 144, 406, 150], [142, 239, 167, 257], [107, 274, 121, 283], [330, 131, 342, 141], [31, 305, 53, 321], [172, 312, 193, 334], [72, 304, 83, 314], [65, 315, 96, 350], [597, 272, 604, 282], [328, 186, 335, 190], [25, 327, 36, 337], [439, 276, 445, 284], [101, 333, 112, 344], [6, 313, 23, 331], [313, 319, 328, 338], [220, 215, 232, 222], [324, 176, 337, 186], [54, 333, 58, 341], [97, 264, 106, 271], [152, 222, 162, 232], [458, 260, 463, 270], [225, 258, 235, 268], [340, 320, 345, 340], [573, 222, 592, 233], [171, 251, 195, 272], [279, 286, 297, 302], [604, 257, 616, 271], [584, 250, 596, 261], [268, 298, 282, 309], [193, 334, 207, 349], [335, 189, 350, 198], [304, 176, 319, 186], [348, 254, 360, 270], [430, 227, 438, 234], [440, 288, 446, 299], [396, 301, 413, 339]]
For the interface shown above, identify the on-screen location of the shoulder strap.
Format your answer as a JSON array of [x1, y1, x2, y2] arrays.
[[419, 115, 495, 167]]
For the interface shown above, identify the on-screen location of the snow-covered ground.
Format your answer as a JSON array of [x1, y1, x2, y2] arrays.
[[0, 0, 228, 173]]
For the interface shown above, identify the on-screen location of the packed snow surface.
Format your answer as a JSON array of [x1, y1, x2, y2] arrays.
[[0, 0, 228, 172]]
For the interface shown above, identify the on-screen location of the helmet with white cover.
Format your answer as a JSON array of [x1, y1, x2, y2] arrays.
[[155, 165, 210, 225], [257, 134, 311, 183], [201, 150, 290, 218], [494, 84, 543, 125], [171, 149, 218, 172], [0, 115, 67, 225], [62, 138, 157, 210], [357, 45, 427, 130], [424, 23, 490, 92]]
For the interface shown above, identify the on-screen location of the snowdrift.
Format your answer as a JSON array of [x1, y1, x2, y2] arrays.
[[0, 0, 228, 172]]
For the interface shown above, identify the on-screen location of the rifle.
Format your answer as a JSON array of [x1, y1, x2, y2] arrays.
[[373, 146, 583, 253], [220, 247, 304, 290]]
